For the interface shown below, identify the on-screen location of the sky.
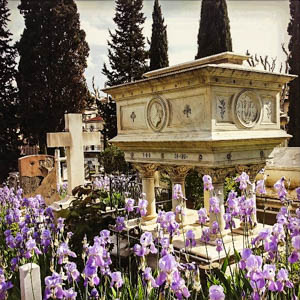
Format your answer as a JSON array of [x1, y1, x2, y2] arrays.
[[8, 0, 290, 96]]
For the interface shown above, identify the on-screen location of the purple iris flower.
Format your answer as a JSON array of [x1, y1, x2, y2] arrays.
[[274, 177, 287, 202], [63, 288, 77, 300], [216, 238, 223, 253], [173, 184, 184, 200], [209, 197, 220, 214], [57, 218, 65, 232], [137, 198, 148, 217], [292, 235, 300, 250], [210, 221, 220, 235], [25, 237, 42, 258], [65, 262, 80, 282], [209, 285, 225, 300], [0, 268, 13, 299], [90, 288, 99, 298], [156, 253, 178, 286], [125, 198, 135, 213], [44, 272, 64, 299], [276, 268, 294, 291], [134, 232, 157, 257], [110, 272, 123, 289], [115, 216, 125, 232], [198, 208, 208, 225], [203, 175, 214, 191], [57, 242, 77, 264], [236, 172, 251, 190], [185, 230, 196, 248], [224, 213, 236, 229], [256, 179, 266, 194], [171, 270, 190, 299], [143, 267, 158, 288], [200, 227, 210, 243], [239, 248, 252, 270]]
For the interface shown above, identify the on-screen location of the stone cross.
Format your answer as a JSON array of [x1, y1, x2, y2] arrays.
[[47, 114, 100, 195]]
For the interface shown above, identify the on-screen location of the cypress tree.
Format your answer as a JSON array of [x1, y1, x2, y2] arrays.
[[101, 0, 148, 141], [16, 0, 89, 152], [102, 0, 148, 87], [0, 0, 20, 180], [149, 0, 169, 71], [287, 0, 300, 146], [195, 0, 232, 59]]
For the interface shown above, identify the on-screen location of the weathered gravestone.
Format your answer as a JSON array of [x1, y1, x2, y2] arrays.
[[18, 155, 59, 205]]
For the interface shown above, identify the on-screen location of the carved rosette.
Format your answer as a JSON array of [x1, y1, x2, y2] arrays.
[[133, 163, 159, 178], [232, 90, 262, 128], [236, 163, 266, 181], [197, 167, 236, 184], [164, 166, 191, 182]]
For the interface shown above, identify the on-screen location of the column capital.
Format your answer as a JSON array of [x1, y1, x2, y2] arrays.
[[133, 163, 159, 178], [196, 167, 235, 184], [164, 165, 191, 182], [235, 163, 265, 181]]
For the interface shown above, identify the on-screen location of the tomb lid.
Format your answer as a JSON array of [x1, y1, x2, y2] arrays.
[[102, 52, 296, 96], [143, 52, 249, 78]]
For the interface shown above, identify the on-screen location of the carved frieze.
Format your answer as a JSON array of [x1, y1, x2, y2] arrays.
[[235, 163, 266, 181], [164, 165, 192, 182], [197, 167, 236, 184]]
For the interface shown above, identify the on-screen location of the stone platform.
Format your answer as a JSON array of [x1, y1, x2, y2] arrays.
[[125, 209, 270, 264]]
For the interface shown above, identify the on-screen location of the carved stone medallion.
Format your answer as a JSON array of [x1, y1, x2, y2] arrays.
[[146, 96, 169, 132], [233, 90, 262, 128]]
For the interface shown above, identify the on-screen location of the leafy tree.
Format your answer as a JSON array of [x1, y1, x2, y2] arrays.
[[102, 0, 148, 86], [0, 0, 20, 180], [287, 0, 300, 146], [195, 0, 232, 59], [16, 0, 89, 152], [101, 0, 148, 142], [149, 0, 168, 71]]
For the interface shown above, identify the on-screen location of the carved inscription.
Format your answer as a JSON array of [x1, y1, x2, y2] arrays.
[[174, 153, 188, 160], [143, 152, 151, 158]]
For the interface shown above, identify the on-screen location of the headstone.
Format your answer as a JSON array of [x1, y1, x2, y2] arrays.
[[18, 155, 55, 195], [19, 263, 42, 300], [47, 114, 100, 195]]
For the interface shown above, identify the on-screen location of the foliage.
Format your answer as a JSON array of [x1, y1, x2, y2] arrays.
[[195, 0, 232, 59], [102, 0, 148, 87], [149, 0, 169, 71], [287, 0, 300, 146], [185, 170, 203, 209], [16, 0, 90, 152], [98, 144, 131, 174], [1, 172, 300, 300], [97, 96, 117, 145], [0, 0, 20, 181]]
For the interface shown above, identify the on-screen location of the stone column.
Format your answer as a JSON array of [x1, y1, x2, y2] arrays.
[[133, 163, 158, 222], [165, 166, 191, 210], [236, 163, 265, 230], [197, 167, 235, 240]]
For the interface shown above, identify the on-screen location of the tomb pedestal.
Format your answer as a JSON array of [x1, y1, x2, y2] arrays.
[[133, 163, 158, 223]]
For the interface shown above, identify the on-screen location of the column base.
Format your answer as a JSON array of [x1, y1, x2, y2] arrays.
[[141, 214, 157, 225]]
